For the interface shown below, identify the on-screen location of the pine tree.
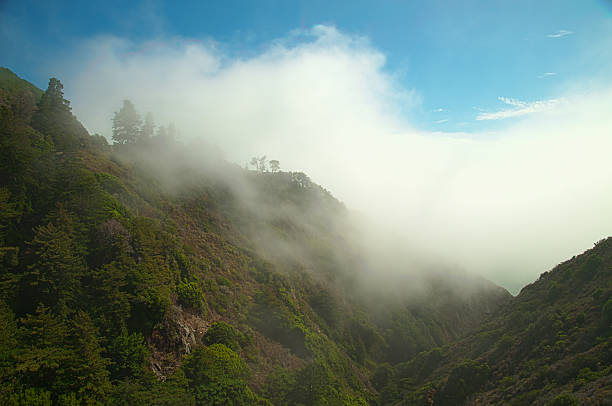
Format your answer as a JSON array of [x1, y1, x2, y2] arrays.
[[141, 112, 155, 140], [112, 100, 141, 144], [269, 160, 280, 173], [31, 78, 87, 150], [68, 311, 111, 402], [14, 305, 72, 393], [27, 222, 83, 314], [35, 78, 71, 115]]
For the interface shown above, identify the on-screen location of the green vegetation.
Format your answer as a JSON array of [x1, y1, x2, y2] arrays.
[[1, 68, 610, 405], [183, 344, 261, 405], [202, 321, 247, 352], [378, 239, 612, 405], [176, 281, 207, 312]]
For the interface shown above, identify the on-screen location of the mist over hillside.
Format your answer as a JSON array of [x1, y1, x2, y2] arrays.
[[2, 2, 612, 404], [0, 69, 514, 404], [50, 26, 612, 293], [1, 63, 611, 405]]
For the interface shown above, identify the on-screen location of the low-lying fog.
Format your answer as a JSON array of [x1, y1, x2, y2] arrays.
[[58, 26, 612, 294]]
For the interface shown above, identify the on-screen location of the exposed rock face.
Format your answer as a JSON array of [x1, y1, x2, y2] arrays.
[[149, 305, 214, 379]]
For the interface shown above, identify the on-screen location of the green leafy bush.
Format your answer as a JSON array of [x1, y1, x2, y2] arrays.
[[177, 281, 206, 312], [202, 321, 247, 352], [130, 287, 171, 333], [108, 332, 149, 379], [182, 344, 258, 406]]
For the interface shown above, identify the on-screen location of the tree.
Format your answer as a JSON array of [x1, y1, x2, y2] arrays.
[[141, 112, 155, 139], [182, 344, 257, 406], [202, 322, 245, 352], [68, 311, 111, 401], [290, 172, 311, 188], [250, 156, 268, 172], [35, 78, 71, 115], [14, 305, 73, 394], [258, 156, 267, 172], [289, 361, 342, 405], [112, 100, 141, 144], [176, 281, 206, 312], [26, 222, 84, 314], [31, 78, 87, 150], [269, 160, 280, 173]]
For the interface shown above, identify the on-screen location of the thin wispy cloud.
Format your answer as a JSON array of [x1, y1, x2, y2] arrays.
[[431, 108, 445, 112], [547, 29, 573, 38], [538, 72, 557, 78], [476, 96, 563, 120], [433, 118, 448, 124]]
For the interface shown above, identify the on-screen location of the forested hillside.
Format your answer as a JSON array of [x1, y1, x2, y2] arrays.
[[378, 239, 612, 405], [0, 68, 609, 405]]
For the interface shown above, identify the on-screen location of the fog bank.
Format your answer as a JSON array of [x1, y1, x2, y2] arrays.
[[57, 26, 612, 293]]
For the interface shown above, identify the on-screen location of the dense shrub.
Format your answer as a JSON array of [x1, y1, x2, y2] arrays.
[[182, 344, 258, 406], [108, 332, 149, 379], [202, 321, 247, 352], [177, 281, 206, 312]]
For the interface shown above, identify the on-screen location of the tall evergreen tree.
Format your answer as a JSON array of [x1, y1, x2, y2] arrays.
[[26, 222, 83, 315], [112, 100, 141, 144], [141, 112, 155, 140], [31, 78, 87, 150], [35, 78, 71, 115]]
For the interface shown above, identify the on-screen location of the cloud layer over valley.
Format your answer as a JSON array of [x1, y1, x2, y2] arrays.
[[58, 25, 612, 293]]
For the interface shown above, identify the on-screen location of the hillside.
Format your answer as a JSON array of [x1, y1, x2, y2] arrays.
[[0, 68, 43, 100], [1, 69, 609, 405], [378, 238, 612, 405]]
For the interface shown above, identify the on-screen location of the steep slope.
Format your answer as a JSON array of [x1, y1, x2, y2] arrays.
[[0, 67, 43, 100], [0, 69, 511, 405], [381, 238, 612, 405]]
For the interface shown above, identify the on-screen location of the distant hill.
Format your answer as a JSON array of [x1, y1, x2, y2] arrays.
[[0, 67, 608, 405], [379, 238, 612, 405]]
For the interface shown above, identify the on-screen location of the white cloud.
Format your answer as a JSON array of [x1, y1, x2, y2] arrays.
[[431, 107, 445, 112], [538, 72, 557, 78], [433, 118, 449, 124], [476, 96, 564, 120], [547, 29, 573, 38], [57, 25, 612, 293]]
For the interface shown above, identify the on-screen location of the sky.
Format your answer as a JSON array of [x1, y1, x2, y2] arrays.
[[1, 1, 612, 292]]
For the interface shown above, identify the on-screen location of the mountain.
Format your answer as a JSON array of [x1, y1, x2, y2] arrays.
[[0, 68, 608, 405], [378, 238, 612, 405]]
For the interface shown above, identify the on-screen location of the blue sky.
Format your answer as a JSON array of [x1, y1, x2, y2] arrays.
[[1, 0, 611, 133]]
